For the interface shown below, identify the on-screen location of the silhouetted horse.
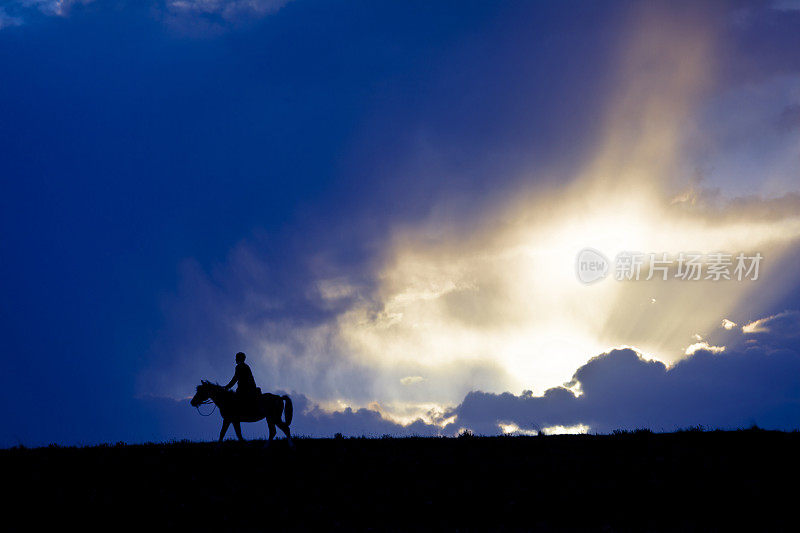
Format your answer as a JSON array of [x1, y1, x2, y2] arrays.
[[191, 380, 294, 447]]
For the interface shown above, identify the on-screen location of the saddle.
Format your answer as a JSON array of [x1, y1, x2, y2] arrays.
[[235, 387, 263, 411]]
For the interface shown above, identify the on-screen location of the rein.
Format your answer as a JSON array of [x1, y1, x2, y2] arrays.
[[195, 398, 216, 416]]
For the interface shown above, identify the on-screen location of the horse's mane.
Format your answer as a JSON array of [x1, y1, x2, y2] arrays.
[[198, 380, 228, 393]]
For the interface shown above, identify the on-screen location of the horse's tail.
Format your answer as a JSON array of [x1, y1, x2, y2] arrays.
[[282, 395, 293, 425]]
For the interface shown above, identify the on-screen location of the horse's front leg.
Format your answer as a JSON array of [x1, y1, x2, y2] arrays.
[[233, 421, 245, 442], [218, 419, 231, 445]]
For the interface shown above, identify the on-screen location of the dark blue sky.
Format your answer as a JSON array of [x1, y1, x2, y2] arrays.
[[2, 0, 800, 446]]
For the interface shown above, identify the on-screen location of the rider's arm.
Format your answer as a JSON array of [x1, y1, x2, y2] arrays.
[[224, 370, 238, 390]]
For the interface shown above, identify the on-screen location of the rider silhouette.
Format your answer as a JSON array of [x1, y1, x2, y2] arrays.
[[224, 352, 259, 404]]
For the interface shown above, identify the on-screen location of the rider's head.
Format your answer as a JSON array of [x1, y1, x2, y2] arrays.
[[235, 351, 246, 363]]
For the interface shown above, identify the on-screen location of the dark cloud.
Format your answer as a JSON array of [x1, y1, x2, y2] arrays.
[[445, 314, 800, 434], [295, 396, 440, 438]]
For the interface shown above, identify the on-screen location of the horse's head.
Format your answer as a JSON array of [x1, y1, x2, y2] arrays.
[[190, 380, 213, 407]]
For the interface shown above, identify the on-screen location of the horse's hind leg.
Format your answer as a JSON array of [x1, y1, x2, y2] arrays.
[[276, 420, 294, 448], [264, 419, 277, 448], [276, 420, 292, 438]]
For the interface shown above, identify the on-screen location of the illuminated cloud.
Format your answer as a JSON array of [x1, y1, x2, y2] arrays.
[[541, 424, 589, 436], [742, 310, 800, 335], [743, 317, 771, 334], [684, 342, 725, 356]]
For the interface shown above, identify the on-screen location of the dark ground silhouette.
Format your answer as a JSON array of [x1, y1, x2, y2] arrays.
[[4, 429, 798, 531]]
